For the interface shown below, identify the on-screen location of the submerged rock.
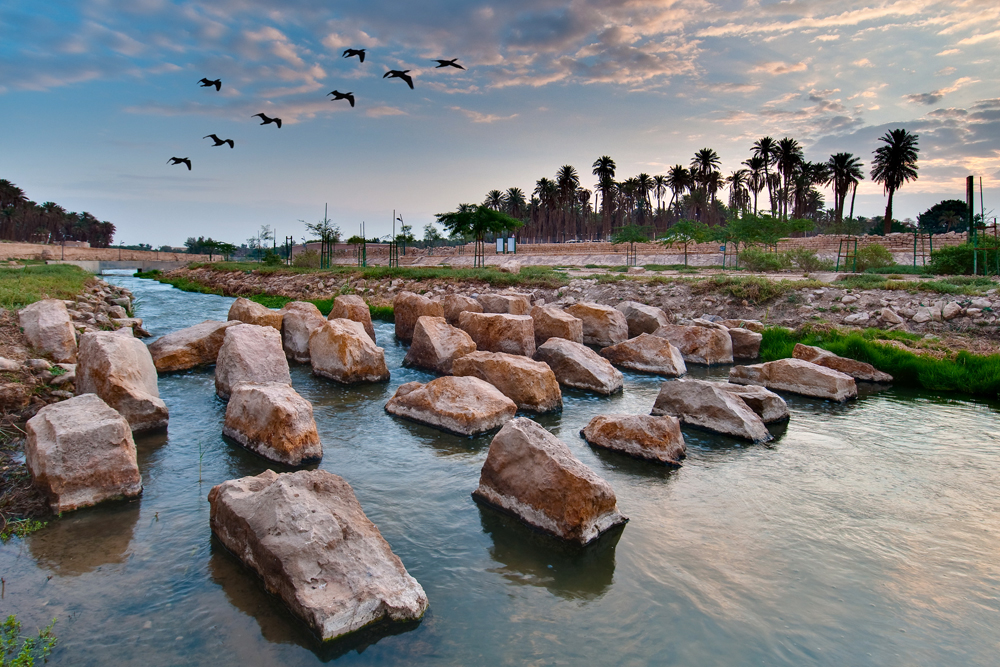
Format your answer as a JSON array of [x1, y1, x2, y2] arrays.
[[228, 297, 283, 331], [393, 292, 444, 343], [215, 324, 291, 399], [281, 302, 327, 363], [581, 414, 686, 465], [403, 316, 476, 375], [792, 343, 893, 383], [384, 376, 516, 435], [329, 295, 376, 343], [458, 311, 535, 357], [653, 324, 734, 365], [533, 337, 623, 394], [452, 351, 562, 413], [729, 358, 858, 401], [565, 302, 628, 347], [223, 382, 322, 466], [19, 299, 77, 363], [208, 469, 428, 642], [717, 383, 789, 423], [531, 305, 583, 346], [600, 334, 687, 377], [309, 319, 390, 384], [148, 320, 239, 372], [441, 294, 483, 326], [651, 378, 771, 442], [616, 301, 669, 338]]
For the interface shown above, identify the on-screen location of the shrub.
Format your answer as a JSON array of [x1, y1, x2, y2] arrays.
[[261, 249, 283, 266], [786, 248, 834, 272], [739, 247, 791, 272], [292, 249, 320, 268], [928, 242, 1000, 275], [864, 265, 928, 275], [855, 243, 894, 272]]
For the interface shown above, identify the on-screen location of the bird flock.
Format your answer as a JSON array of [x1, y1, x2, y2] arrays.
[[168, 52, 466, 171]]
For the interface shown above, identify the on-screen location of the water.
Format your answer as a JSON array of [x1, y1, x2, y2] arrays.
[[3, 274, 1000, 666]]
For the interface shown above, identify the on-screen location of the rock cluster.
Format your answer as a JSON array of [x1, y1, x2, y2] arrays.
[[792, 343, 893, 383], [280, 301, 327, 363], [452, 351, 562, 413], [393, 291, 444, 343], [329, 294, 376, 342], [729, 358, 858, 401], [651, 378, 772, 442]]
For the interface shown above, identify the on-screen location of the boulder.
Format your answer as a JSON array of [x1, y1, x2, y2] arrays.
[[477, 293, 531, 315], [651, 379, 771, 442], [720, 319, 765, 333], [452, 351, 562, 413], [393, 292, 444, 343], [76, 332, 168, 432], [458, 311, 535, 356], [215, 324, 291, 399], [533, 338, 623, 394], [384, 376, 516, 436], [616, 301, 669, 338], [581, 414, 686, 465], [729, 358, 858, 401], [208, 469, 428, 642], [530, 305, 583, 346], [880, 308, 904, 325], [942, 302, 962, 321], [25, 393, 142, 513], [565, 302, 628, 347], [791, 343, 893, 383], [717, 383, 789, 423], [599, 334, 687, 377], [472, 418, 627, 545], [223, 383, 322, 466], [441, 294, 482, 326], [228, 297, 283, 331], [329, 295, 376, 342], [112, 318, 150, 337], [403, 316, 476, 374], [729, 328, 763, 359], [309, 319, 390, 384], [652, 324, 734, 365], [148, 320, 239, 372], [19, 299, 77, 363], [280, 302, 327, 363], [497, 259, 521, 274]]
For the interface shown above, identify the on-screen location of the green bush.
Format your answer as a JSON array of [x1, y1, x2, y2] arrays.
[[928, 242, 1000, 275], [739, 247, 791, 272], [864, 265, 929, 275], [261, 249, 283, 267], [854, 243, 895, 272], [292, 249, 320, 268], [786, 248, 834, 272]]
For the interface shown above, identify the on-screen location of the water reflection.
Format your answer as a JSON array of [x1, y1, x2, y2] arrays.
[[28, 499, 141, 576]]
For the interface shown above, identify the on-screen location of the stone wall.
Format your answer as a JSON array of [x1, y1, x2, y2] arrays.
[[0, 242, 212, 263]]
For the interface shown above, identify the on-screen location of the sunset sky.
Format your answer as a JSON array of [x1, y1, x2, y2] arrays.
[[1, 0, 997, 246]]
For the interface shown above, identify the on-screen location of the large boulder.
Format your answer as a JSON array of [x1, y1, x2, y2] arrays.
[[280, 302, 327, 363], [530, 305, 583, 346], [792, 343, 893, 383], [452, 351, 562, 413], [477, 293, 531, 315], [25, 394, 142, 513], [309, 319, 390, 384], [652, 324, 734, 365], [223, 383, 322, 466], [616, 301, 669, 338], [458, 312, 535, 357], [581, 414, 686, 465], [19, 299, 77, 363], [729, 358, 858, 401], [717, 383, 789, 423], [533, 338, 623, 394], [228, 297, 282, 331], [76, 332, 169, 433], [384, 376, 516, 435], [728, 327, 763, 359], [403, 316, 476, 374], [329, 295, 375, 343], [215, 324, 291, 399], [600, 334, 686, 377], [565, 302, 628, 347], [472, 418, 627, 545], [393, 292, 444, 343], [651, 378, 771, 442], [209, 469, 428, 642], [148, 320, 239, 372], [441, 294, 483, 326]]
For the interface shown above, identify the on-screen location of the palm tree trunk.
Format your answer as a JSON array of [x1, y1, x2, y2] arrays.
[[883, 188, 894, 235], [849, 182, 858, 222]]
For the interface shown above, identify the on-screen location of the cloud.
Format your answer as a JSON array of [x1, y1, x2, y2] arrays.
[[904, 76, 976, 105], [957, 29, 1000, 46], [853, 58, 874, 68], [450, 107, 518, 123], [749, 61, 808, 75], [365, 106, 406, 118]]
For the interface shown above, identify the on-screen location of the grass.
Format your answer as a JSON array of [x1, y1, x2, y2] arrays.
[[837, 273, 997, 295], [694, 275, 825, 304], [643, 264, 700, 273], [1, 615, 57, 665], [865, 265, 930, 275], [0, 264, 92, 310], [0, 517, 47, 543]]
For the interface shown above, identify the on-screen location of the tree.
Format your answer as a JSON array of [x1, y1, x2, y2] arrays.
[[871, 128, 920, 235], [611, 223, 651, 265], [742, 156, 766, 215], [827, 153, 865, 223], [303, 215, 340, 268], [727, 170, 750, 215], [423, 223, 444, 244], [774, 137, 803, 220], [659, 219, 709, 265], [917, 199, 968, 234], [665, 165, 690, 216], [436, 205, 523, 267], [484, 190, 504, 211], [690, 148, 721, 200], [592, 155, 616, 238], [752, 136, 779, 215]]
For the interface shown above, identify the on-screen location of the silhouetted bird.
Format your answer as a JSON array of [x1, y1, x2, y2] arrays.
[[383, 70, 414, 89], [342, 48, 366, 62], [433, 58, 465, 70], [204, 134, 235, 148], [327, 90, 355, 107], [167, 157, 192, 170], [252, 113, 282, 128], [198, 78, 221, 91]]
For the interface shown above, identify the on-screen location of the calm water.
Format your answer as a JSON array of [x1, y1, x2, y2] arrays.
[[2, 274, 999, 666]]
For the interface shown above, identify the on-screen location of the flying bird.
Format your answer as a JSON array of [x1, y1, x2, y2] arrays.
[[203, 134, 234, 148], [198, 78, 221, 91], [433, 58, 465, 70], [327, 90, 355, 107], [252, 113, 282, 128], [383, 70, 414, 89], [342, 48, 366, 62], [167, 157, 192, 170]]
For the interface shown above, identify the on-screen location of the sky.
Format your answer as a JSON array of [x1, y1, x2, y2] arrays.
[[1, 0, 998, 246]]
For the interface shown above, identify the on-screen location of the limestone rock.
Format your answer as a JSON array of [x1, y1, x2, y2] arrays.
[[843, 312, 869, 325], [452, 351, 562, 413], [880, 308, 904, 325], [19, 299, 77, 363], [0, 357, 19, 372], [942, 301, 962, 321], [384, 376, 516, 435], [472, 418, 627, 544], [911, 307, 933, 324], [148, 320, 239, 372], [565, 302, 628, 347], [228, 297, 282, 331], [403, 316, 476, 374], [208, 469, 428, 642], [329, 295, 375, 342], [530, 305, 583, 346], [533, 337, 623, 394], [581, 414, 686, 465], [497, 259, 521, 274], [112, 317, 150, 337], [729, 327, 763, 359], [717, 383, 789, 423], [616, 301, 669, 338], [599, 334, 686, 377], [215, 324, 291, 399], [729, 358, 858, 401], [280, 302, 327, 363], [393, 292, 444, 343], [76, 332, 168, 432], [652, 324, 734, 365], [477, 293, 531, 315], [309, 319, 390, 384], [720, 319, 765, 333], [26, 393, 142, 513], [441, 294, 482, 326], [223, 383, 322, 466], [791, 343, 893, 383], [458, 311, 535, 356], [651, 379, 772, 442]]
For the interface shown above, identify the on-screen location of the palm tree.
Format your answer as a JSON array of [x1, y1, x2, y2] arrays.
[[827, 153, 865, 223], [871, 129, 919, 235], [534, 177, 558, 242], [556, 165, 580, 241], [752, 137, 778, 215], [774, 137, 803, 220], [742, 156, 766, 215], [635, 173, 654, 225], [652, 175, 667, 213], [503, 187, 526, 220], [484, 190, 504, 211], [592, 156, 616, 238], [727, 170, 750, 215], [665, 165, 690, 215], [690, 148, 721, 196]]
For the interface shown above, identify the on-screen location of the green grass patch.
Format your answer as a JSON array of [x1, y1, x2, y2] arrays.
[[369, 304, 394, 321], [0, 264, 92, 310], [1, 517, 47, 543], [837, 273, 997, 295], [865, 265, 930, 275], [643, 264, 699, 272], [607, 265, 629, 273], [592, 273, 627, 283], [248, 294, 293, 309], [694, 275, 825, 304]]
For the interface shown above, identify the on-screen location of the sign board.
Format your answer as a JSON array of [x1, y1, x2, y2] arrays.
[[719, 245, 726, 252], [496, 238, 504, 253], [508, 238, 515, 253]]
